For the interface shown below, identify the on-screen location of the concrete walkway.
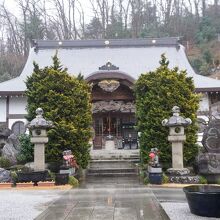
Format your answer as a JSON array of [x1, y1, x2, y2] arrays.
[[35, 185, 169, 220]]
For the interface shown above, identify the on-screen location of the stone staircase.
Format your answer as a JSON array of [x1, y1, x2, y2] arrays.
[[86, 158, 141, 185]]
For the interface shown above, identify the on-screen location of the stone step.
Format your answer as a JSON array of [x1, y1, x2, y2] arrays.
[[89, 162, 137, 169], [86, 172, 138, 177], [84, 179, 141, 186], [86, 158, 140, 184], [90, 149, 140, 160], [84, 177, 141, 185], [87, 168, 137, 174], [89, 159, 139, 164], [91, 156, 140, 161], [90, 159, 139, 162]]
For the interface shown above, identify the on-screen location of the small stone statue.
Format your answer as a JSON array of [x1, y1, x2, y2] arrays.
[[63, 150, 79, 169], [148, 148, 162, 184], [149, 148, 160, 167]]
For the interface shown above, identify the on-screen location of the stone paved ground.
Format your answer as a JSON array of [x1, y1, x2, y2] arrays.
[[35, 186, 169, 220], [1, 184, 218, 220]]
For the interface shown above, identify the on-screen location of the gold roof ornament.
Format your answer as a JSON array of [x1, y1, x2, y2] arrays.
[[98, 80, 120, 92]]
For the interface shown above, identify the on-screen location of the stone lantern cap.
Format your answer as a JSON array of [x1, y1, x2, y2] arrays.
[[162, 106, 192, 127], [27, 108, 53, 129]]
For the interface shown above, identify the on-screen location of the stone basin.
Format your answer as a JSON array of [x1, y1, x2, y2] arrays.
[[183, 185, 220, 218]]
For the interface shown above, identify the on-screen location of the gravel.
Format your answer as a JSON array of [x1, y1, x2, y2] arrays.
[[161, 202, 219, 220], [0, 190, 63, 220]]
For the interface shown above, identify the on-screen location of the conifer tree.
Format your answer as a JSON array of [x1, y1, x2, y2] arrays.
[[25, 54, 92, 168], [135, 54, 199, 168]]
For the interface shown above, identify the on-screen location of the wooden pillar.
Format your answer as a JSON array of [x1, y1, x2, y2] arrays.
[[6, 96, 9, 129], [208, 92, 212, 120]]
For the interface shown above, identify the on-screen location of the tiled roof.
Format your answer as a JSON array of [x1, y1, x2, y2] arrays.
[[33, 37, 180, 49], [0, 37, 220, 94]]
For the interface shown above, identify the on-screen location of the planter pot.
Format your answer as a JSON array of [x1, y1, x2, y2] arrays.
[[37, 181, 55, 187], [17, 171, 48, 185], [16, 182, 34, 187], [55, 173, 69, 185], [0, 182, 12, 188], [149, 173, 162, 184], [148, 166, 162, 185], [183, 185, 220, 218]]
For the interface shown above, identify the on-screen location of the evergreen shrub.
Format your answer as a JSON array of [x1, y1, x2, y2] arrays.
[[143, 176, 149, 185], [162, 173, 169, 184], [17, 134, 34, 164], [68, 176, 79, 187], [135, 54, 199, 167], [199, 176, 208, 184], [0, 157, 11, 168], [25, 54, 92, 168]]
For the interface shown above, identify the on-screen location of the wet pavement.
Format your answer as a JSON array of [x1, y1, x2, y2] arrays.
[[35, 184, 169, 220], [151, 187, 186, 202]]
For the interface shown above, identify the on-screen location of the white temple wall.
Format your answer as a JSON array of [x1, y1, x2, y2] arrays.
[[9, 96, 27, 114], [0, 97, 6, 122], [198, 93, 209, 112]]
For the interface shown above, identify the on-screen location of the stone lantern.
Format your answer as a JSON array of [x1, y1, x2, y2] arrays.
[[162, 106, 191, 173], [27, 108, 53, 171]]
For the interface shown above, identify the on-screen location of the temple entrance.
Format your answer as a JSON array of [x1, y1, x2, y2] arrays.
[[95, 114, 121, 137], [103, 116, 117, 136], [86, 63, 138, 150], [93, 112, 138, 149]]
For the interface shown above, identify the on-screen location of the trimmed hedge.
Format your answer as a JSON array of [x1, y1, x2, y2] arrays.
[[135, 54, 199, 167]]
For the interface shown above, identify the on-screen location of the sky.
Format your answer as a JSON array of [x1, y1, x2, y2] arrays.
[[0, 0, 217, 23], [0, 0, 94, 22]]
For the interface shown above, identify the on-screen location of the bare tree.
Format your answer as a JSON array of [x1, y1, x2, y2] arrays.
[[17, 0, 30, 56], [202, 0, 206, 17], [0, 4, 23, 54]]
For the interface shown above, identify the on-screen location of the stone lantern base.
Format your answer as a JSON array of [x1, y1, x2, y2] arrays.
[[166, 168, 200, 184], [198, 153, 220, 184]]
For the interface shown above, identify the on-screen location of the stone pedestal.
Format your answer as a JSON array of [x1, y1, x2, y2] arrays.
[[168, 135, 186, 169], [34, 144, 46, 171], [198, 118, 220, 184], [148, 166, 162, 184], [148, 166, 162, 173], [198, 153, 220, 183], [31, 135, 48, 171], [60, 168, 75, 175], [166, 168, 199, 184]]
